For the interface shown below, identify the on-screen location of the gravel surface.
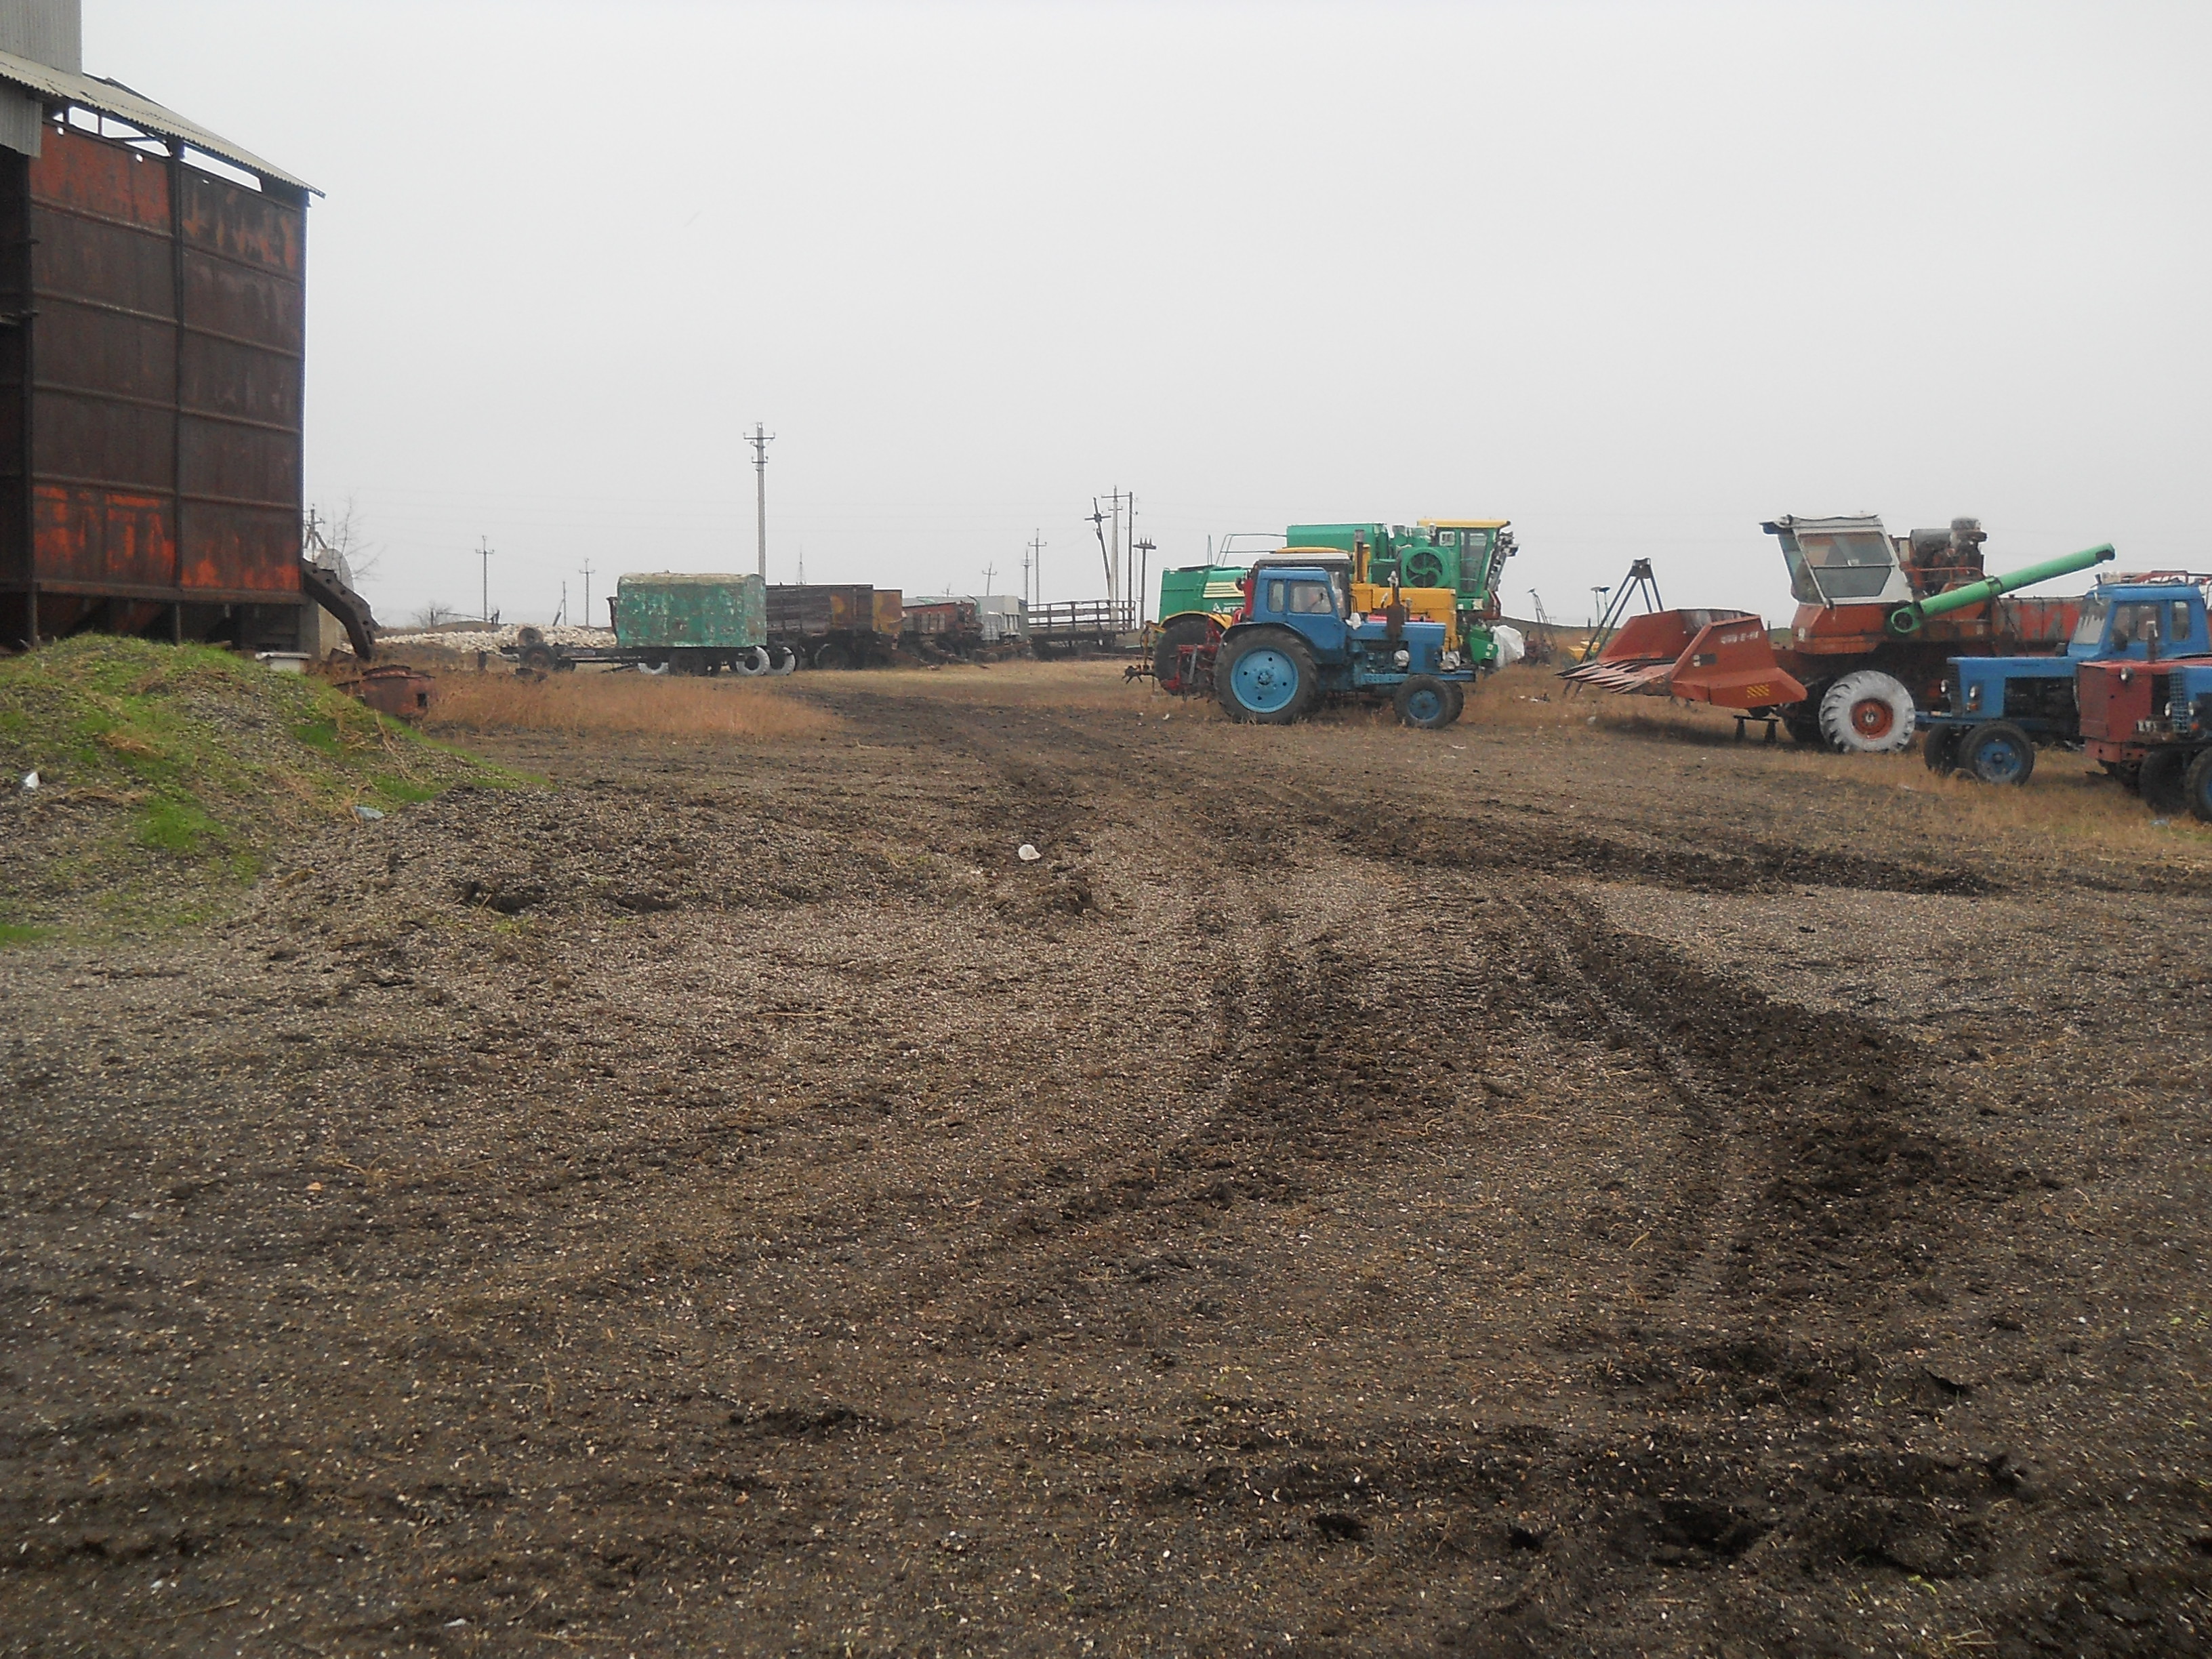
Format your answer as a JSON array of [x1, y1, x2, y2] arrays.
[[2, 669, 2207, 1655]]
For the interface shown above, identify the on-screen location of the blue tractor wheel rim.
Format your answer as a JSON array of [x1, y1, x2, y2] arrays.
[[1231, 648, 1301, 714], [1978, 735, 2025, 781], [1406, 687, 1443, 723]]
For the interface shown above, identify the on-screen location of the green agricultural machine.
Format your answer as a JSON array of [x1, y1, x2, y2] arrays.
[[1150, 519, 1517, 695]]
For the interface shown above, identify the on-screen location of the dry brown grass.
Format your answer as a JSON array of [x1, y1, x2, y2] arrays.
[[1467, 663, 2212, 868], [424, 670, 839, 742]]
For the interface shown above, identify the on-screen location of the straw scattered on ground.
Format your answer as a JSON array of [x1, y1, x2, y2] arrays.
[[424, 669, 841, 741]]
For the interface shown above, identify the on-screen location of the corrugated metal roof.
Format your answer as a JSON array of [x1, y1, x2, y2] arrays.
[[0, 45, 316, 194]]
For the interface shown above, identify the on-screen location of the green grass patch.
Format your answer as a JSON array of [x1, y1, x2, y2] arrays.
[[0, 922, 49, 947], [0, 636, 521, 936]]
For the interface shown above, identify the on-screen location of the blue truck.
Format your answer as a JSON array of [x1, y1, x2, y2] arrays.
[[1211, 552, 1479, 728], [1920, 570, 2211, 786]]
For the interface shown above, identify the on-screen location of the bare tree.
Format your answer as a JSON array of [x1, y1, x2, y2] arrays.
[[409, 601, 459, 630], [304, 496, 379, 585]]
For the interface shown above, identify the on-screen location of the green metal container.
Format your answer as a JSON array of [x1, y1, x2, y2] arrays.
[[614, 572, 766, 650], [1158, 564, 1249, 623]]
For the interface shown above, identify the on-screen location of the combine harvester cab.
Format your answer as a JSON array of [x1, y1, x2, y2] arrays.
[[1562, 516, 2108, 752]]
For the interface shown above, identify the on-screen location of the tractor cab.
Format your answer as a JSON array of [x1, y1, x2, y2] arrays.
[[2062, 581, 2211, 661]]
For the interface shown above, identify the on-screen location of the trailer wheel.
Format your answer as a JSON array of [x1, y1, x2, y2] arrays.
[[1957, 720, 2036, 785], [769, 646, 798, 675], [1922, 726, 1962, 775], [1152, 617, 1216, 695], [1818, 670, 1917, 754], [2140, 748, 2190, 815], [1214, 630, 1316, 724], [814, 642, 854, 672], [732, 647, 769, 677], [518, 642, 556, 674], [1393, 675, 1454, 730]]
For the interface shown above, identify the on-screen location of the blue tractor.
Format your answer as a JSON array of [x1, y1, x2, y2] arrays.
[[1212, 553, 1479, 728], [1920, 567, 2211, 785]]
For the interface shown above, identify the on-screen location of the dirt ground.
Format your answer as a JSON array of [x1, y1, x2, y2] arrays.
[[3, 662, 2209, 1656]]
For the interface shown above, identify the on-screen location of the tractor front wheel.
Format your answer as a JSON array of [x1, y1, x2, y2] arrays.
[[1215, 630, 1317, 724], [1393, 675, 1454, 730], [2140, 748, 2191, 815], [1957, 721, 2036, 785]]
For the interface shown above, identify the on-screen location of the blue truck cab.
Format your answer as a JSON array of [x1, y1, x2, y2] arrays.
[[1214, 554, 1476, 727], [1923, 579, 2212, 782]]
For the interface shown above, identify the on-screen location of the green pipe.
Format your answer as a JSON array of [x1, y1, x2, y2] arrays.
[[1885, 543, 2115, 636]]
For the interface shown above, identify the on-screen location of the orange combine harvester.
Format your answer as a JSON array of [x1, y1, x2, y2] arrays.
[[1561, 516, 2110, 750]]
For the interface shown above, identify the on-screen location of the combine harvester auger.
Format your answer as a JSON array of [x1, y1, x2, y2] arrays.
[[1560, 516, 2112, 750]]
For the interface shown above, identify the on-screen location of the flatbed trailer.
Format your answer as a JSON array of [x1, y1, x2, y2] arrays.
[[1030, 599, 1138, 656]]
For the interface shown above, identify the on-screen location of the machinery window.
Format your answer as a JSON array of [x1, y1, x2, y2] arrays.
[[1286, 580, 1335, 615], [2174, 602, 2194, 644], [1263, 580, 1285, 613], [1795, 530, 1895, 601], [2107, 602, 2161, 649], [2069, 594, 2108, 649]]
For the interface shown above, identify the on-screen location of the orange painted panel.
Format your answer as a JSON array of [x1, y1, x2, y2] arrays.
[[33, 483, 173, 586], [30, 123, 169, 228]]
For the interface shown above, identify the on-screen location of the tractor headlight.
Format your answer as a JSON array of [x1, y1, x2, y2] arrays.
[[1393, 649, 1411, 669]]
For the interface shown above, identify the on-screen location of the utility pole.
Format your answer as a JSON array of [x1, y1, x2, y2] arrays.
[[579, 558, 594, 629], [1135, 537, 1155, 628], [747, 422, 774, 583], [558, 580, 567, 628], [981, 560, 998, 596], [1090, 499, 1111, 592], [476, 536, 495, 626], [1102, 486, 1128, 606], [1026, 530, 1044, 609]]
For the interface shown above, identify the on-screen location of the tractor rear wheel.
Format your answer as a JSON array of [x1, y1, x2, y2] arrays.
[[2180, 750, 2212, 823], [1957, 720, 2036, 785], [2140, 748, 2191, 815], [1152, 617, 1216, 696], [1393, 675, 1454, 729], [1214, 630, 1317, 724], [1441, 680, 1467, 726], [1818, 670, 1917, 754], [1922, 726, 1963, 775], [813, 642, 854, 672]]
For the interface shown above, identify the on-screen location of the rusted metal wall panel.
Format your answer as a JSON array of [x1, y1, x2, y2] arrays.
[[0, 122, 305, 613]]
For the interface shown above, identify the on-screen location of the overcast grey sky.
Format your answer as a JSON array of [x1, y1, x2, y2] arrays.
[[94, 1, 2212, 626]]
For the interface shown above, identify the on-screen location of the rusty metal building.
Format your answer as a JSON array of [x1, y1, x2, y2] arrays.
[[0, 0, 318, 651]]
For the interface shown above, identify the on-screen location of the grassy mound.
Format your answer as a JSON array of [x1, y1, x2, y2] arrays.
[[0, 637, 512, 939]]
